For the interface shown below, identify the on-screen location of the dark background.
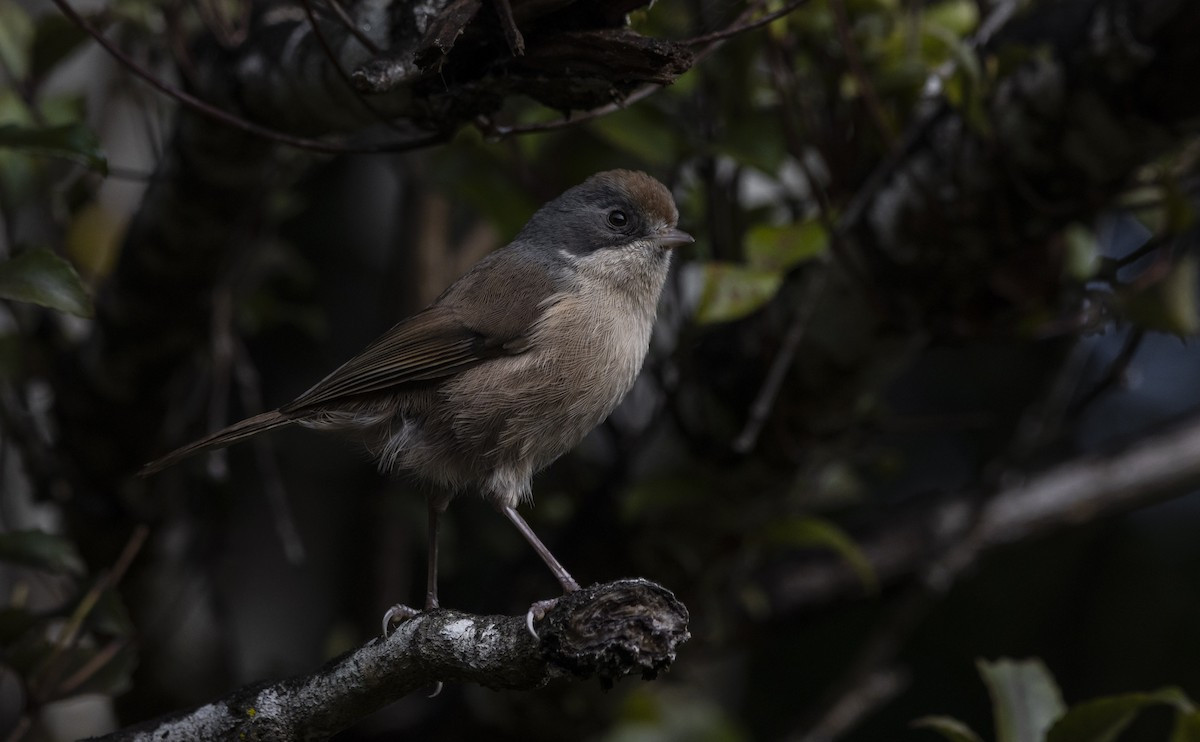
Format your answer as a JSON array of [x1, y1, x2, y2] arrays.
[[1, 0, 1199, 739]]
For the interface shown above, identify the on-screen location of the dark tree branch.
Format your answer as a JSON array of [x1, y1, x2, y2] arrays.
[[769, 412, 1200, 615], [89, 580, 689, 741]]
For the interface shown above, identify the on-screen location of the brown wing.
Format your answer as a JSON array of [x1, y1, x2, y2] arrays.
[[281, 304, 516, 413], [282, 245, 561, 414]]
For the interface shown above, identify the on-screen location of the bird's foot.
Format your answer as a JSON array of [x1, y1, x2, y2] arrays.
[[525, 597, 561, 640], [382, 603, 445, 697], [381, 603, 421, 637]]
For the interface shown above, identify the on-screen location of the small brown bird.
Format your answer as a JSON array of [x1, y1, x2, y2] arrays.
[[142, 170, 692, 628]]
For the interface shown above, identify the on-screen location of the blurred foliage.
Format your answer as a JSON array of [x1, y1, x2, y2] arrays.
[[918, 659, 1200, 742], [0, 533, 84, 577], [979, 658, 1066, 742], [0, 0, 1199, 739], [760, 515, 878, 593], [0, 248, 93, 318], [1118, 256, 1200, 337], [0, 123, 106, 174], [0, 530, 136, 716]]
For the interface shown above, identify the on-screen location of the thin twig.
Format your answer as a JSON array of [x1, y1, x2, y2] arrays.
[[735, 33, 877, 452], [483, 0, 814, 140], [999, 342, 1090, 471], [1113, 233, 1170, 270], [300, 0, 414, 135], [788, 543, 964, 741], [1067, 329, 1145, 418], [206, 288, 236, 479], [681, 0, 812, 46], [324, 0, 384, 55], [233, 338, 307, 565], [492, 0, 525, 55], [50, 0, 445, 155], [478, 84, 663, 138], [795, 668, 909, 742], [56, 638, 129, 696], [829, 0, 896, 146], [733, 270, 828, 453], [835, 0, 1020, 239], [762, 32, 871, 278], [28, 525, 149, 700]]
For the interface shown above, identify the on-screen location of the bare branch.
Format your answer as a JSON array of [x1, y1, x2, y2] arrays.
[[769, 413, 1200, 615], [89, 580, 689, 741]]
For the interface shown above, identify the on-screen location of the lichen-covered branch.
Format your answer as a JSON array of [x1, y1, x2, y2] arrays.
[[89, 580, 689, 741]]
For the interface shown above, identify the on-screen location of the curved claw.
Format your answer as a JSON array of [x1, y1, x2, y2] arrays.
[[525, 597, 561, 640], [525, 608, 539, 640], [381, 604, 420, 637]]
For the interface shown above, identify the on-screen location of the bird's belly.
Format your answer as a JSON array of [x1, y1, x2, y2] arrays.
[[371, 291, 658, 506], [464, 343, 640, 456], [446, 311, 652, 493]]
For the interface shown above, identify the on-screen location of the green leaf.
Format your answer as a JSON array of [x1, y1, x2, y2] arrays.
[[744, 221, 828, 272], [1173, 710, 1200, 742], [0, 248, 94, 317], [691, 262, 783, 324], [762, 516, 878, 593], [31, 12, 91, 82], [1124, 184, 1197, 236], [911, 715, 985, 742], [1048, 688, 1193, 742], [0, 530, 86, 575], [977, 658, 1066, 742], [0, 122, 107, 173], [1061, 224, 1100, 281], [925, 0, 979, 36], [1120, 254, 1199, 337], [0, 0, 33, 82]]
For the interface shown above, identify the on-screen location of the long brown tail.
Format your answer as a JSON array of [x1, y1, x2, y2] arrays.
[[140, 410, 293, 476]]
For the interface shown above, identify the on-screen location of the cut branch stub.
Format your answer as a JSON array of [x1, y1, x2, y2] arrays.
[[536, 578, 691, 687], [414, 0, 484, 70]]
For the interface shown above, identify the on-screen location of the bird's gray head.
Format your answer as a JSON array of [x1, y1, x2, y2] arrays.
[[517, 170, 693, 259]]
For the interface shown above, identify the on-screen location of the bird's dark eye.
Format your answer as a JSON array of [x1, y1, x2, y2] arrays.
[[606, 209, 628, 228]]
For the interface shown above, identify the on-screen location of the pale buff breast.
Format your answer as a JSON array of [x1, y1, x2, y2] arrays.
[[447, 290, 655, 468]]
